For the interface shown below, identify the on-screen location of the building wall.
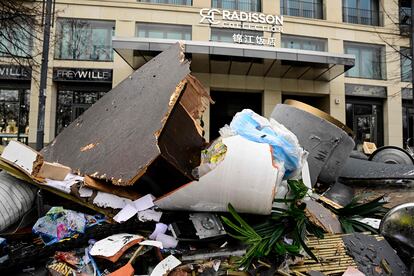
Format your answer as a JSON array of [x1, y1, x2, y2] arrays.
[[23, 0, 409, 146]]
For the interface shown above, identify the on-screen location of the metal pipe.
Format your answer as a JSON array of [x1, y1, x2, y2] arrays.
[[36, 0, 53, 150]]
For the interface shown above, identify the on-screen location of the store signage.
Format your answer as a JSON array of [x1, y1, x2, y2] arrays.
[[53, 68, 113, 83], [0, 65, 31, 81], [232, 33, 276, 46], [199, 8, 284, 33]]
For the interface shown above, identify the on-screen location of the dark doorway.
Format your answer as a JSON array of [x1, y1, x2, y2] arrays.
[[56, 83, 111, 136], [402, 100, 414, 147], [346, 97, 384, 150], [209, 91, 262, 140]]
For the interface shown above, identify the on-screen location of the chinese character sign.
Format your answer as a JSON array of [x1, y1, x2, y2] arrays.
[[233, 34, 277, 47]]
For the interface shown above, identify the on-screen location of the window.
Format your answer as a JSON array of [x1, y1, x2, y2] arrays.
[[211, 28, 263, 43], [400, 1, 411, 34], [55, 19, 115, 61], [212, 0, 261, 12], [0, 16, 33, 57], [401, 47, 412, 82], [344, 42, 385, 80], [281, 35, 326, 51], [136, 23, 192, 40], [137, 0, 192, 5], [280, 0, 323, 19], [343, 0, 381, 26], [0, 89, 30, 139]]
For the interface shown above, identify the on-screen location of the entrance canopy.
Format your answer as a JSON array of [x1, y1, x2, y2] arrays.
[[113, 37, 355, 81]]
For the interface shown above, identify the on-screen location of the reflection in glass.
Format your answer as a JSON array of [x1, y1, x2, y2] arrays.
[[0, 89, 30, 136], [281, 34, 327, 51], [55, 19, 115, 61], [136, 23, 192, 40], [344, 42, 385, 80]]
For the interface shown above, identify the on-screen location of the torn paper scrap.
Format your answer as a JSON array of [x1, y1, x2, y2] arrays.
[[44, 173, 84, 194], [150, 255, 181, 276], [114, 204, 138, 223], [138, 209, 162, 222], [155, 135, 280, 214], [139, 240, 163, 249], [133, 194, 155, 211], [149, 223, 168, 240], [90, 234, 143, 260], [93, 192, 132, 209], [113, 194, 156, 223]]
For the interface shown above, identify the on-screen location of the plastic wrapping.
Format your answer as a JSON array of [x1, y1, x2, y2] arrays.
[[229, 109, 306, 179]]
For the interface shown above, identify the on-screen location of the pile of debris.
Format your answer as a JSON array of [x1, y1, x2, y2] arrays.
[[0, 43, 412, 276]]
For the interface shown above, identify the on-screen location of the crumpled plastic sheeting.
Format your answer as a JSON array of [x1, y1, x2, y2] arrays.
[[229, 109, 307, 179], [33, 207, 104, 245]]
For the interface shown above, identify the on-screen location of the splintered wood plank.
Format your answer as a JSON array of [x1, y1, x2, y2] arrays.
[[41, 43, 193, 186]]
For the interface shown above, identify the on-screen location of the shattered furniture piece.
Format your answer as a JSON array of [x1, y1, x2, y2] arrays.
[[342, 232, 409, 276], [42, 43, 211, 196], [380, 203, 414, 266], [339, 157, 414, 185], [155, 135, 280, 215], [271, 100, 355, 188], [369, 146, 414, 165]]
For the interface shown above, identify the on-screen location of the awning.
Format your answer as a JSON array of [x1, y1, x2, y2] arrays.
[[113, 37, 355, 81]]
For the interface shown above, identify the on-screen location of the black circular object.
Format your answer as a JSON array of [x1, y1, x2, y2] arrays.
[[369, 146, 414, 165]]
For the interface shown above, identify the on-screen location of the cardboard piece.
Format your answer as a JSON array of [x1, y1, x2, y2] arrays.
[[155, 135, 280, 215], [42, 43, 212, 195], [1, 141, 43, 175], [36, 161, 71, 181], [363, 141, 377, 155]]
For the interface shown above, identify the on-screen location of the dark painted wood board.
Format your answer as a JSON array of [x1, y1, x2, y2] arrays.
[[41, 43, 192, 186]]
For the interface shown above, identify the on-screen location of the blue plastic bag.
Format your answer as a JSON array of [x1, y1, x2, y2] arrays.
[[228, 109, 305, 179]]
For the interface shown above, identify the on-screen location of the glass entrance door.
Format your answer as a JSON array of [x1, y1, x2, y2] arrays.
[[56, 88, 109, 135], [346, 98, 383, 150], [402, 102, 414, 147]]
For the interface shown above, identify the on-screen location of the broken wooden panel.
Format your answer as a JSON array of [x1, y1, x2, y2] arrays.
[[42, 43, 210, 187], [304, 199, 342, 234]]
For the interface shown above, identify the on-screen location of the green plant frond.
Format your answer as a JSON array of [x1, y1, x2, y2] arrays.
[[227, 203, 260, 235], [221, 216, 254, 237], [287, 179, 309, 200]]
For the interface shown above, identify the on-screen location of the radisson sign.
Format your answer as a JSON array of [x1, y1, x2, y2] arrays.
[[199, 8, 284, 33]]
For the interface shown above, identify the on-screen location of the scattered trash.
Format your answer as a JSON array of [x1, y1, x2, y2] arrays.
[[90, 234, 143, 262], [32, 207, 104, 245], [0, 44, 411, 276], [150, 255, 181, 276]]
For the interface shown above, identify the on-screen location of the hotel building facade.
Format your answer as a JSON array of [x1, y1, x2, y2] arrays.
[[0, 0, 412, 150]]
